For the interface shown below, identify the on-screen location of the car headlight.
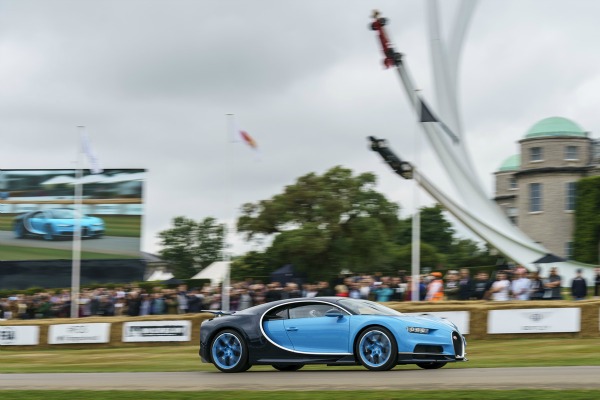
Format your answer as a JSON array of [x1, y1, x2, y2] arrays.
[[56, 224, 73, 227], [407, 327, 430, 334]]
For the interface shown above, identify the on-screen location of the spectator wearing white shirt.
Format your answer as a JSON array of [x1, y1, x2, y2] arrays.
[[511, 267, 531, 300]]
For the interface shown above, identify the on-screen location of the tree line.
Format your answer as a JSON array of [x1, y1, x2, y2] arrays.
[[158, 166, 497, 280]]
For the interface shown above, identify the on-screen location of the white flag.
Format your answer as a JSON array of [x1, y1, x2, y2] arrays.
[[80, 130, 103, 174]]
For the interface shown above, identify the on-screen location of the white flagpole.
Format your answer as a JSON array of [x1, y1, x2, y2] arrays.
[[411, 90, 421, 302], [70, 126, 85, 318]]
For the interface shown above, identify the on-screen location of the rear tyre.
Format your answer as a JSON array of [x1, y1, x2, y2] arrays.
[[272, 364, 303, 372], [416, 362, 447, 369], [355, 326, 397, 371], [210, 330, 250, 373]]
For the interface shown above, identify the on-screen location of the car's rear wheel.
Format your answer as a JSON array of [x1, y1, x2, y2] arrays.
[[355, 326, 397, 371], [272, 364, 303, 371], [416, 362, 447, 369], [210, 330, 250, 373]]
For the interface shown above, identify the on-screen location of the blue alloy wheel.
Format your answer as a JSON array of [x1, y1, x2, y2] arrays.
[[210, 330, 249, 373], [356, 327, 397, 371]]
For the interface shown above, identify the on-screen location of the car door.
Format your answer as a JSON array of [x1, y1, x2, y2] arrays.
[[262, 306, 294, 350], [282, 302, 350, 353]]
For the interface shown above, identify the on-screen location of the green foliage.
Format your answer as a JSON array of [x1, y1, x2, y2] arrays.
[[237, 166, 401, 279], [573, 176, 600, 264], [394, 241, 444, 271], [158, 216, 226, 279]]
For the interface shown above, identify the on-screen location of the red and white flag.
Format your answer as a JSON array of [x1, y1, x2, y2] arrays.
[[227, 114, 258, 150]]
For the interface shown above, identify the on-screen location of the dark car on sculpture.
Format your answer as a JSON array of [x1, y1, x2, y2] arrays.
[[199, 297, 467, 372], [13, 208, 105, 240]]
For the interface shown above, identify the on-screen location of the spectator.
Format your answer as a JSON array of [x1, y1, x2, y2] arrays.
[[571, 269, 587, 300], [472, 272, 492, 300], [444, 271, 460, 301], [425, 272, 444, 301], [544, 267, 563, 300], [489, 272, 510, 301], [594, 267, 600, 299], [457, 269, 473, 300], [511, 267, 531, 300], [373, 284, 394, 302], [528, 270, 545, 300], [176, 285, 189, 314], [334, 284, 349, 297]]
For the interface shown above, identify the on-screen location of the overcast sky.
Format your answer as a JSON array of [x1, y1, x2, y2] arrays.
[[1, 0, 599, 256]]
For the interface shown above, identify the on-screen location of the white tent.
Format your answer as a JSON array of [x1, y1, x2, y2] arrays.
[[191, 261, 230, 286], [146, 270, 174, 282]]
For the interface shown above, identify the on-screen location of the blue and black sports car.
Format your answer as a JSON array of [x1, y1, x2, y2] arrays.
[[199, 297, 467, 372], [13, 208, 105, 240]]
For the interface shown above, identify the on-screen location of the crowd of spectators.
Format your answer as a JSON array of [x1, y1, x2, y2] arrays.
[[1, 265, 599, 320]]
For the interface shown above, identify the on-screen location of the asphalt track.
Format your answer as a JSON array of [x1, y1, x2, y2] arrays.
[[0, 231, 140, 256], [2, 367, 600, 390]]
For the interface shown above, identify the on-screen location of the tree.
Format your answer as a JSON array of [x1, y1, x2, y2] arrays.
[[158, 216, 226, 278], [237, 166, 402, 279], [573, 176, 600, 263]]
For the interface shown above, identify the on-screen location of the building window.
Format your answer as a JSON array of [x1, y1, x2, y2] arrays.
[[509, 177, 518, 189], [529, 183, 542, 212], [507, 207, 518, 225], [565, 182, 576, 211], [530, 147, 543, 162], [565, 146, 578, 160], [565, 242, 573, 259]]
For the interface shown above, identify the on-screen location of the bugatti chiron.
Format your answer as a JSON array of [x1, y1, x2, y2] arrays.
[[13, 208, 105, 240], [199, 297, 467, 372]]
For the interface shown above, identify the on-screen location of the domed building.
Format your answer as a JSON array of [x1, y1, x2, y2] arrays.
[[494, 116, 600, 259]]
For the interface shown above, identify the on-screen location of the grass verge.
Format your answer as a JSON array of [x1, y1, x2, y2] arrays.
[[1, 337, 600, 373], [0, 244, 139, 260]]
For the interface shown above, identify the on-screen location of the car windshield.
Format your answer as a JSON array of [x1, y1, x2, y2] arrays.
[[338, 299, 404, 316], [49, 209, 78, 219]]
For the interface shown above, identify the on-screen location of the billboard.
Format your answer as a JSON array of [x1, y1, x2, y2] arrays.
[[0, 169, 145, 261]]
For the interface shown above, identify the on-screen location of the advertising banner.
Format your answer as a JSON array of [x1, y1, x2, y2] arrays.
[[404, 311, 470, 334], [488, 308, 580, 334], [0, 325, 40, 346], [48, 323, 111, 344], [122, 321, 191, 342]]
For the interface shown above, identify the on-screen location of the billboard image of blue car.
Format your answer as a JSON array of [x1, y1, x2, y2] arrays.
[[13, 208, 105, 240]]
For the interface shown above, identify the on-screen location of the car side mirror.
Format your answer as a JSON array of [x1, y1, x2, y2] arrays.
[[325, 309, 344, 318]]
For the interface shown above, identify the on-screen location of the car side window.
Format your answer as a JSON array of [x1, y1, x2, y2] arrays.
[[288, 303, 340, 319], [264, 306, 289, 320]]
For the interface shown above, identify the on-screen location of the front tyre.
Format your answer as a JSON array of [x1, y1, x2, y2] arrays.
[[272, 364, 303, 371], [355, 327, 397, 371], [210, 330, 249, 373], [416, 362, 447, 369]]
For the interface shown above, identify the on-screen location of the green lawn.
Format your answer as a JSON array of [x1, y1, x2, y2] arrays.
[[0, 244, 139, 260]]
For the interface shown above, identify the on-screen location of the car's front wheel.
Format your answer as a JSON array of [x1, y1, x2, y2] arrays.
[[272, 364, 303, 371], [355, 326, 397, 371], [210, 330, 250, 373], [416, 362, 447, 369]]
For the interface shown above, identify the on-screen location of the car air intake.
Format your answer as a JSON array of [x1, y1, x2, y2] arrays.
[[452, 331, 463, 357]]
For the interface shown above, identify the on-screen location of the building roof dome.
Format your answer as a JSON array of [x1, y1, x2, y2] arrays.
[[524, 116, 586, 139], [498, 154, 520, 171]]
